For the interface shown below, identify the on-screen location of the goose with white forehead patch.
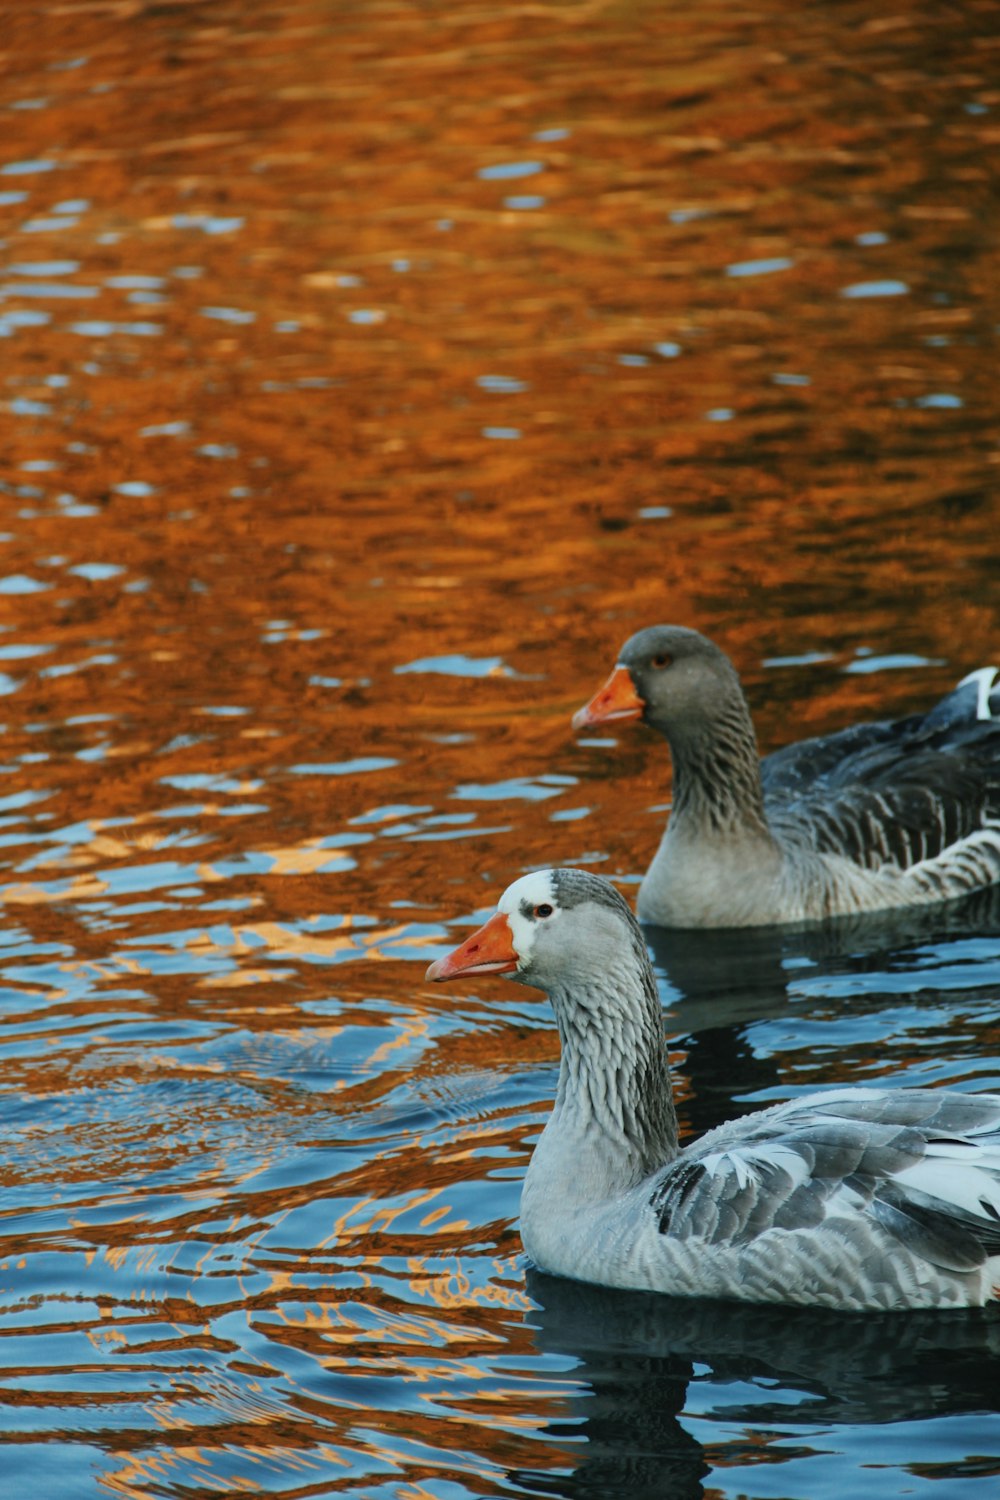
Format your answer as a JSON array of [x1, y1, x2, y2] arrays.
[[573, 625, 1000, 927], [427, 868, 1000, 1310]]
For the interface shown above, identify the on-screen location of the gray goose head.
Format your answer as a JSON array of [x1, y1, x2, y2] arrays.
[[572, 624, 746, 743], [425, 867, 651, 1001], [572, 625, 768, 837], [426, 868, 677, 1181]]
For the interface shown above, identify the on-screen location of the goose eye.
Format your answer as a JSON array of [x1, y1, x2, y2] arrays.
[[652, 652, 673, 669], [534, 903, 554, 919]]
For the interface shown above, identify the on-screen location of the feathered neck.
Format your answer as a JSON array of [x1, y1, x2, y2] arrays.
[[544, 951, 678, 1190], [660, 681, 771, 839]]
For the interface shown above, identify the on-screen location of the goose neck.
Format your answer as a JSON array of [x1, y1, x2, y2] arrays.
[[546, 965, 679, 1190], [665, 695, 770, 838]]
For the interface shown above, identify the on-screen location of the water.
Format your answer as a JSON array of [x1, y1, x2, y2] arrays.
[[1, 0, 999, 1494]]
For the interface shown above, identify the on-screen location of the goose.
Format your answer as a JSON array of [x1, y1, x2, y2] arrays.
[[572, 625, 1000, 927], [426, 868, 1000, 1310]]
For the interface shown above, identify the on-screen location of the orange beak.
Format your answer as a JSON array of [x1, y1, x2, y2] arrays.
[[572, 664, 645, 731], [425, 910, 518, 982]]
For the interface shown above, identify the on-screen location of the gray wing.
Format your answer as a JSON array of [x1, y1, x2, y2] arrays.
[[761, 670, 1000, 800], [649, 1090, 1000, 1273], [769, 763, 1000, 875], [761, 677, 1000, 873]]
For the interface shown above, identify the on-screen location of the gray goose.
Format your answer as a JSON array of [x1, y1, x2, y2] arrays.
[[573, 625, 1000, 928], [427, 868, 1000, 1310]]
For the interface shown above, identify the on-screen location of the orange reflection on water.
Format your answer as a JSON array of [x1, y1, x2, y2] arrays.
[[1, 0, 999, 1494]]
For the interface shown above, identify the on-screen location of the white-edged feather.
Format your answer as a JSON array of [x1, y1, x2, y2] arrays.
[[957, 665, 999, 722]]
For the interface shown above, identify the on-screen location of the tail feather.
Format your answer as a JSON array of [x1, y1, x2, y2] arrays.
[[956, 666, 1000, 723]]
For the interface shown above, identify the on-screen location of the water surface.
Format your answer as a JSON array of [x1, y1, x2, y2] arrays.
[[1, 1, 1000, 1495]]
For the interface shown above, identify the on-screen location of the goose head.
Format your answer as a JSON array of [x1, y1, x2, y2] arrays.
[[572, 624, 743, 739], [426, 868, 677, 1187], [425, 868, 647, 998]]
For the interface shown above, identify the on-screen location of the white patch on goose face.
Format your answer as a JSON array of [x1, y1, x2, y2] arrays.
[[497, 869, 559, 966]]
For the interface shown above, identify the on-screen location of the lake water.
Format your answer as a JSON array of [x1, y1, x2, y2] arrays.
[[2, 1, 1000, 1495]]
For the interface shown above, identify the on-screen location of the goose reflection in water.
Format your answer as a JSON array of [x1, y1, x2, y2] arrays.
[[646, 884, 1000, 1137], [516, 1268, 1000, 1500]]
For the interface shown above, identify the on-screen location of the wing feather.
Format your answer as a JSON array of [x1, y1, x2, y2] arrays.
[[648, 1091, 1000, 1275], [760, 675, 1000, 876]]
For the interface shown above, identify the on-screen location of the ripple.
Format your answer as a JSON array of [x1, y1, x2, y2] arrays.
[[915, 392, 963, 409], [67, 563, 124, 581], [1, 281, 96, 297], [112, 480, 156, 495], [0, 575, 50, 593], [68, 319, 163, 335], [726, 255, 794, 277], [172, 212, 244, 233], [478, 160, 544, 180], [200, 305, 256, 323], [843, 650, 943, 674], [7, 259, 80, 276], [288, 756, 399, 776], [840, 278, 909, 298], [452, 774, 576, 803], [0, 158, 56, 175], [395, 653, 509, 677], [477, 373, 529, 393]]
